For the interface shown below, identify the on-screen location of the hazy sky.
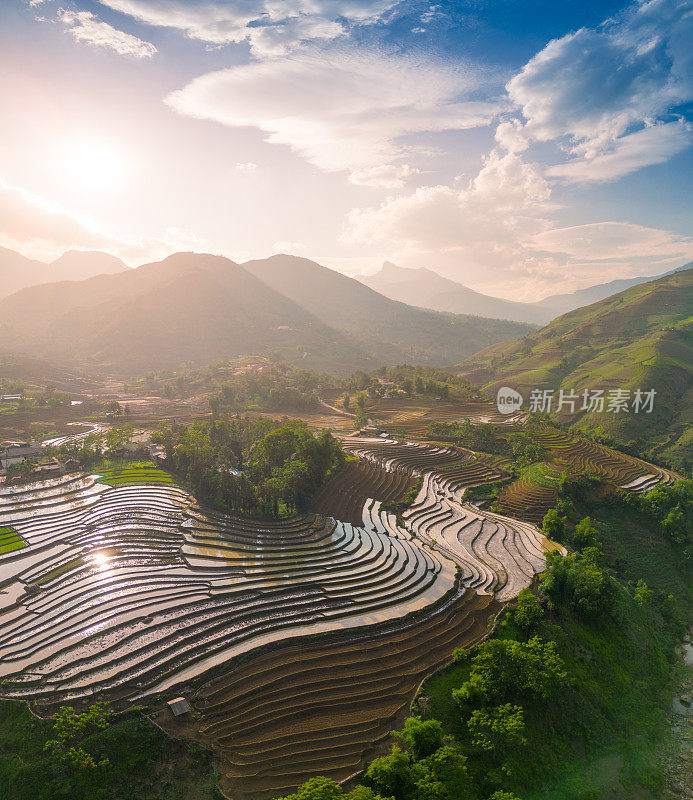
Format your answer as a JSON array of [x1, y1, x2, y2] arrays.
[[1, 0, 692, 299]]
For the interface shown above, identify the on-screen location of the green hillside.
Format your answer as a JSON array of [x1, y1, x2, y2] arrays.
[[460, 269, 693, 470]]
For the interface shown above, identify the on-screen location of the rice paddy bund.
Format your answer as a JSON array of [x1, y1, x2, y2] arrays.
[[0, 437, 676, 799]]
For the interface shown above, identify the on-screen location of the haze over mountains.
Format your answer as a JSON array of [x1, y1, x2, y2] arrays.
[[0, 247, 127, 299], [361, 261, 693, 323], [0, 251, 532, 374]]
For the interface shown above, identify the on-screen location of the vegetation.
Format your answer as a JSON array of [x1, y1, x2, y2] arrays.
[[0, 700, 220, 800], [281, 494, 689, 800], [153, 416, 344, 515], [0, 526, 25, 555], [460, 268, 693, 471]]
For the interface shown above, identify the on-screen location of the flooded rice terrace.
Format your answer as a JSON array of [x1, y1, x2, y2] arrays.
[[0, 472, 455, 705]]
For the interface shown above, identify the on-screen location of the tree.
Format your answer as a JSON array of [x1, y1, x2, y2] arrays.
[[343, 393, 351, 411], [364, 746, 416, 800], [541, 550, 615, 620], [467, 704, 527, 763], [512, 588, 543, 632], [634, 579, 654, 607], [453, 637, 566, 707], [572, 517, 598, 550], [542, 509, 566, 543], [396, 717, 444, 760], [278, 777, 387, 800]]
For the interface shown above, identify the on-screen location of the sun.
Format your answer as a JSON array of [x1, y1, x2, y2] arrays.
[[66, 141, 124, 191]]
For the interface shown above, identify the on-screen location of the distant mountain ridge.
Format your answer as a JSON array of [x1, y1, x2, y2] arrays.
[[0, 247, 127, 299], [0, 251, 532, 375], [537, 261, 693, 315], [243, 254, 533, 366], [360, 262, 552, 325], [361, 260, 693, 323]]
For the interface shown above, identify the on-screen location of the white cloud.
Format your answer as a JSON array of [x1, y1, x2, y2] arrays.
[[507, 0, 693, 180], [58, 9, 157, 58], [97, 0, 400, 55], [348, 164, 420, 188], [342, 150, 693, 298], [547, 120, 693, 183], [167, 48, 500, 172], [235, 161, 258, 172], [529, 222, 693, 268]]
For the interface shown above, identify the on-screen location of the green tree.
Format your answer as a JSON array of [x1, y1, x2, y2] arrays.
[[512, 588, 544, 632], [364, 746, 416, 800], [572, 517, 598, 550], [396, 717, 444, 760], [453, 637, 566, 707], [542, 509, 566, 543], [467, 704, 527, 763]]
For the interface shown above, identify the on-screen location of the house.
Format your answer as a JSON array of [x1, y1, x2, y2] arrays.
[[1, 440, 30, 452], [34, 457, 62, 476], [167, 697, 190, 717], [64, 459, 81, 473]]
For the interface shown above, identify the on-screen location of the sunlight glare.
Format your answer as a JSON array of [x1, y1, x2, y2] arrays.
[[66, 141, 124, 191]]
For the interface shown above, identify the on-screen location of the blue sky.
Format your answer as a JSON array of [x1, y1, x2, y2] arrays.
[[1, 0, 691, 299]]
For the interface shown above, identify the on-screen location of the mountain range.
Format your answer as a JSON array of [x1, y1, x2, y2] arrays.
[[0, 247, 127, 299], [0, 251, 532, 375], [361, 260, 693, 324]]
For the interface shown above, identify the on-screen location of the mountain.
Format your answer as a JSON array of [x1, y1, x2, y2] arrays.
[[0, 247, 127, 299], [48, 250, 127, 282], [0, 253, 370, 374], [460, 268, 693, 470], [0, 247, 48, 299], [360, 261, 552, 325], [536, 261, 693, 316], [243, 254, 534, 366]]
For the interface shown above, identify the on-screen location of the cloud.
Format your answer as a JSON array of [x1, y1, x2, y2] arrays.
[[528, 222, 693, 268], [58, 9, 157, 58], [506, 0, 693, 179], [348, 164, 420, 188], [546, 120, 693, 183], [235, 161, 258, 172], [342, 149, 693, 298], [167, 48, 500, 172], [0, 178, 203, 264], [97, 0, 401, 55]]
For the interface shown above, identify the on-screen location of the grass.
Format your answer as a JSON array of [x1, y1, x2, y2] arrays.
[[0, 700, 222, 800], [0, 526, 26, 555], [421, 581, 680, 800], [97, 464, 174, 487]]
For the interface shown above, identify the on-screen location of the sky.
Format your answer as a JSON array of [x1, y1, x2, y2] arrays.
[[1, 0, 692, 300]]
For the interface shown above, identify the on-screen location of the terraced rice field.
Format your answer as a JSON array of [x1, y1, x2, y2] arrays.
[[0, 525, 25, 555], [493, 427, 678, 523], [343, 437, 557, 601], [531, 427, 678, 491], [192, 589, 501, 800], [0, 472, 459, 709], [0, 439, 565, 799], [312, 458, 416, 526]]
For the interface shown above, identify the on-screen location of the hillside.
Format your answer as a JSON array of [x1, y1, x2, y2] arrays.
[[537, 261, 692, 316], [361, 261, 552, 325], [460, 268, 693, 470], [0, 246, 127, 299], [244, 254, 534, 365], [0, 252, 371, 374]]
